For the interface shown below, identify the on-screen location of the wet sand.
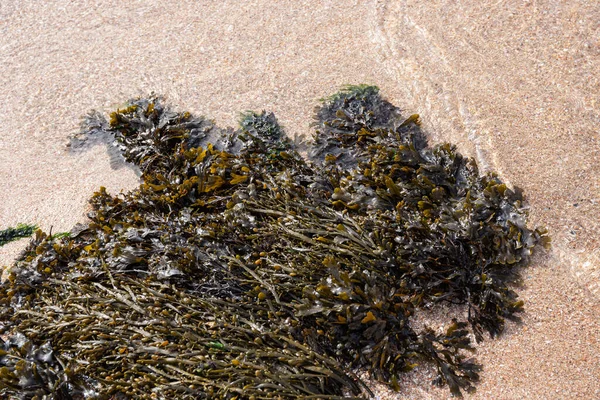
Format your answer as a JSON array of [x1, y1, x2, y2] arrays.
[[1, 1, 599, 398]]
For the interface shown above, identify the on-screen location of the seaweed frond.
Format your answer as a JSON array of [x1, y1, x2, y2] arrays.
[[0, 223, 37, 247]]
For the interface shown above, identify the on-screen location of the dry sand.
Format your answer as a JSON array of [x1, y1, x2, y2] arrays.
[[1, 0, 599, 398]]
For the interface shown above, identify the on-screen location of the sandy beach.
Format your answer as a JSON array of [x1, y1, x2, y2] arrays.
[[1, 1, 599, 398]]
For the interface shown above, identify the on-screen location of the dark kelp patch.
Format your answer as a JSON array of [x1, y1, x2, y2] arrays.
[[0, 87, 549, 399]]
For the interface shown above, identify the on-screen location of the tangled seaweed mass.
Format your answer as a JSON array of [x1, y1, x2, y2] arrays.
[[0, 86, 549, 399]]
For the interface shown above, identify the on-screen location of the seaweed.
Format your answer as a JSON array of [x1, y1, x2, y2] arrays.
[[0, 223, 37, 247], [310, 84, 426, 169], [0, 87, 549, 399]]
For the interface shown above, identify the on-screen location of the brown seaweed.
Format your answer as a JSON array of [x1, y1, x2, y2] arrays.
[[0, 87, 549, 399]]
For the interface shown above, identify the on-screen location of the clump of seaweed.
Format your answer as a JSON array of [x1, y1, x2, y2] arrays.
[[310, 84, 425, 168], [0, 87, 549, 399], [239, 111, 284, 143]]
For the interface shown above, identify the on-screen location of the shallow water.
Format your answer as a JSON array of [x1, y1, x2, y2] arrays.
[[1, 1, 599, 398], [365, 0, 600, 298]]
